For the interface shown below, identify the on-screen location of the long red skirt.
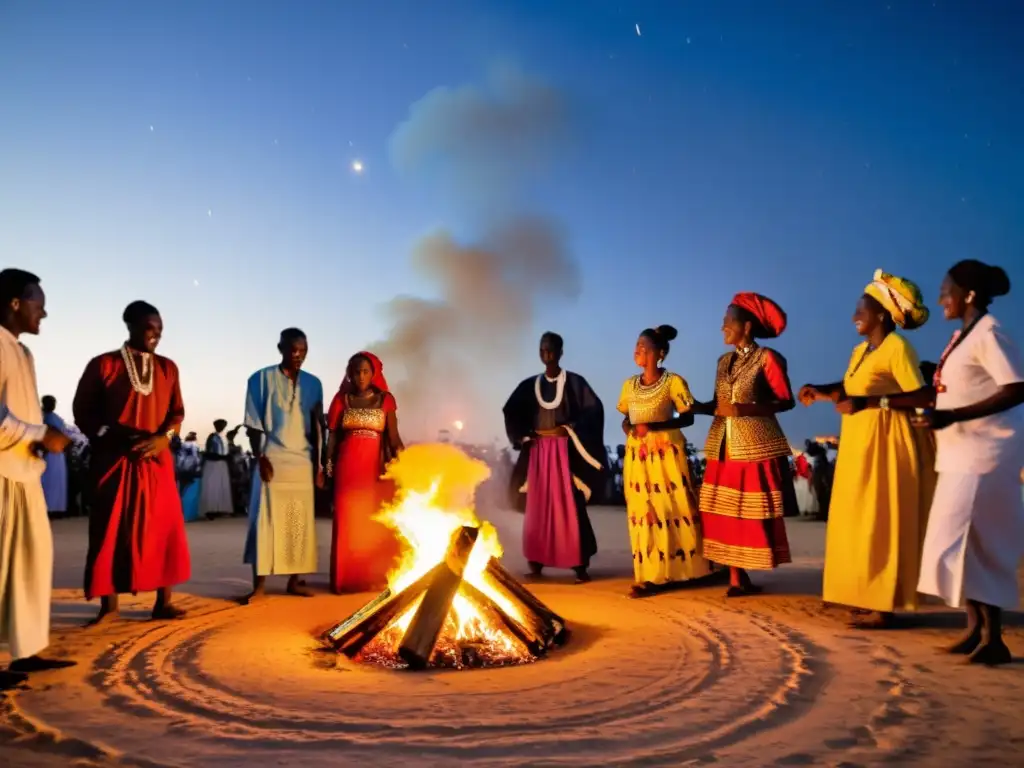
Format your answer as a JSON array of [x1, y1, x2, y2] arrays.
[[84, 448, 192, 599], [699, 455, 794, 570], [330, 433, 400, 593]]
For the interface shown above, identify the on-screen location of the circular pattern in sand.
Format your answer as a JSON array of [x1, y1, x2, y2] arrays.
[[17, 587, 831, 765]]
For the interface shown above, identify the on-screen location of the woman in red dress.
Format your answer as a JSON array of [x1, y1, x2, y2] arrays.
[[325, 352, 404, 593], [72, 301, 192, 624], [693, 292, 797, 597]]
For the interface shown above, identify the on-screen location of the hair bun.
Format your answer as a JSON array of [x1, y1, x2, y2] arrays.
[[655, 324, 678, 342], [987, 265, 1011, 298]]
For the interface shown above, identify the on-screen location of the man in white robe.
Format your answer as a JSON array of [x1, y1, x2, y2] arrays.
[[0, 269, 74, 690], [40, 395, 69, 516], [199, 419, 234, 518], [240, 328, 324, 603]]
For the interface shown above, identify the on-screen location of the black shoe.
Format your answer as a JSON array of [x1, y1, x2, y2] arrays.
[[968, 639, 1013, 666], [0, 669, 29, 690], [8, 656, 77, 674]]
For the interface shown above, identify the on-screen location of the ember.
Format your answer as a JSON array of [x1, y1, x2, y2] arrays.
[[323, 444, 568, 670]]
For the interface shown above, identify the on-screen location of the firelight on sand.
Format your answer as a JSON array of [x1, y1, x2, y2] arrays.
[[324, 444, 568, 669]]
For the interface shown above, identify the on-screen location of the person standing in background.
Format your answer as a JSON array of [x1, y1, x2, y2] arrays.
[[40, 395, 70, 517], [199, 419, 233, 519]]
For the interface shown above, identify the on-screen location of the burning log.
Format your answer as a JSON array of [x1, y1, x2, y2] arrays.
[[460, 580, 545, 657], [322, 562, 445, 658], [398, 526, 479, 669], [485, 558, 568, 646]]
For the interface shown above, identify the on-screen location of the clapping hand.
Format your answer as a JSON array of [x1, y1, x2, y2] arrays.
[[797, 385, 819, 406]]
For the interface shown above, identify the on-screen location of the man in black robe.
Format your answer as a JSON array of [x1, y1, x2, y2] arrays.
[[503, 332, 607, 583]]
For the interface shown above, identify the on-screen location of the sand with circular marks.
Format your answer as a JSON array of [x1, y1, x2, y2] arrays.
[[2, 512, 1023, 767]]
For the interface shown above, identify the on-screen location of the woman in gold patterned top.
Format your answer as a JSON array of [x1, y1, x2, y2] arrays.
[[618, 325, 711, 598], [325, 352, 404, 593], [693, 293, 797, 597]]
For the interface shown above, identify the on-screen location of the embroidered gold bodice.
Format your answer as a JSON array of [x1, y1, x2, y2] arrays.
[[341, 396, 386, 439], [627, 372, 676, 424], [704, 347, 791, 462]]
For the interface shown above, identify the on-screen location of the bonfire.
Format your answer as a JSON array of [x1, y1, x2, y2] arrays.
[[323, 444, 568, 670]]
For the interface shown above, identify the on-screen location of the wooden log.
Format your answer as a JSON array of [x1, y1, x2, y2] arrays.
[[459, 580, 545, 657], [322, 588, 392, 645], [398, 526, 480, 669], [322, 562, 444, 658], [484, 557, 568, 646]]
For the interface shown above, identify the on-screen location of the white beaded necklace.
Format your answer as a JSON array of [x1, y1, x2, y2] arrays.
[[120, 343, 154, 396], [535, 369, 566, 410]]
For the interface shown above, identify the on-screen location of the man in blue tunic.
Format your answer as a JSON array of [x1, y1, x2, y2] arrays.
[[241, 328, 324, 603]]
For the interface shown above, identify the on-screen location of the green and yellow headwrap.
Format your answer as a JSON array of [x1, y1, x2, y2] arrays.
[[864, 269, 929, 330]]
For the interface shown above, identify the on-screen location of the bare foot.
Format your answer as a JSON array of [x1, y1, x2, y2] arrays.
[[848, 611, 894, 630], [84, 609, 119, 628], [945, 628, 982, 655], [628, 582, 657, 599], [287, 583, 314, 598], [151, 604, 187, 621], [725, 584, 764, 598], [239, 589, 267, 606]]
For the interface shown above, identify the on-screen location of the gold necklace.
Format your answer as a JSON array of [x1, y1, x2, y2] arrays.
[[121, 343, 153, 396]]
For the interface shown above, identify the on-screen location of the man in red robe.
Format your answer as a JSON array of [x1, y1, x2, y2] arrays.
[[73, 301, 192, 625]]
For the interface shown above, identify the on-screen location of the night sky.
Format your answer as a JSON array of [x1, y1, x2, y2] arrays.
[[2, 0, 1021, 448]]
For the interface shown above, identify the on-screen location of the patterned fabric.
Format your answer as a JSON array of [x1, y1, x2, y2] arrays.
[[865, 269, 929, 330], [618, 371, 709, 584], [700, 456, 794, 570], [703, 348, 792, 462], [700, 346, 796, 570], [624, 371, 691, 424]]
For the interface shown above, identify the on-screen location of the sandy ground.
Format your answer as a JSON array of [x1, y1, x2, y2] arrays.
[[2, 507, 1023, 767]]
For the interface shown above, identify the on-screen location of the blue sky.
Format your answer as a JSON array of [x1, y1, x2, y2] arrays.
[[2, 0, 1021, 448]]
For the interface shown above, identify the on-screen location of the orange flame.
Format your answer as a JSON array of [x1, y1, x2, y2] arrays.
[[367, 444, 529, 663]]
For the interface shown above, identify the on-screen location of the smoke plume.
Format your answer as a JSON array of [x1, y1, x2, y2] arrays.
[[371, 65, 581, 442]]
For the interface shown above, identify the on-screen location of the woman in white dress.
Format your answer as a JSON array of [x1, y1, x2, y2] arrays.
[[855, 260, 1023, 665], [914, 261, 1024, 665]]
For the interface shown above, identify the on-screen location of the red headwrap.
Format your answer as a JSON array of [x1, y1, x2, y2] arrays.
[[339, 350, 390, 394], [328, 351, 392, 431], [730, 292, 788, 338]]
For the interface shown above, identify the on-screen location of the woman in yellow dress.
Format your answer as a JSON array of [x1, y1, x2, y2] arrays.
[[618, 325, 711, 598], [798, 270, 937, 628]]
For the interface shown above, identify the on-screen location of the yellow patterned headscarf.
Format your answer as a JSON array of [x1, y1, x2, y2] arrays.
[[864, 269, 929, 330]]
